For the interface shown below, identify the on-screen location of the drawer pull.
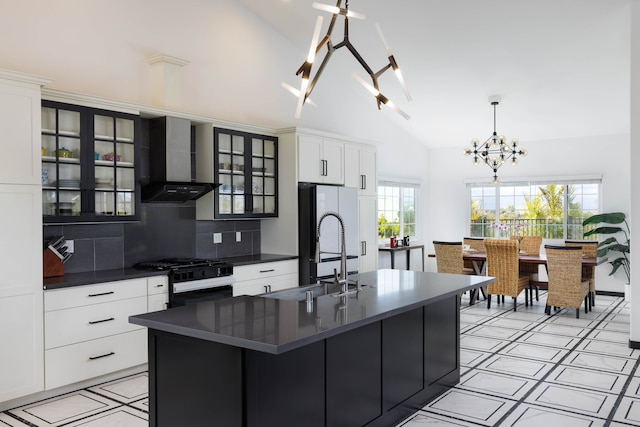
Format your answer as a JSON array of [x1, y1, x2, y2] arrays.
[[155, 284, 165, 288], [259, 269, 275, 273], [88, 291, 115, 297], [89, 317, 115, 325], [89, 352, 115, 361]]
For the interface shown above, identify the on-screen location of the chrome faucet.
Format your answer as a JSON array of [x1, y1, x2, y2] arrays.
[[315, 211, 348, 292]]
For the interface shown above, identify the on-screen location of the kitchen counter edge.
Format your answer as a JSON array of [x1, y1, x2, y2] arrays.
[[43, 253, 298, 290]]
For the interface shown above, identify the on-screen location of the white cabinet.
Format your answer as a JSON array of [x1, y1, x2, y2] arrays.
[[345, 143, 377, 197], [345, 142, 378, 272], [0, 70, 50, 185], [147, 275, 168, 312], [359, 196, 379, 273], [0, 70, 49, 403], [298, 134, 344, 185], [43, 279, 149, 390], [233, 260, 298, 296]]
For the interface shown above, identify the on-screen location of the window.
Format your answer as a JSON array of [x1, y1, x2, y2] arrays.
[[468, 179, 601, 239], [378, 181, 418, 240]]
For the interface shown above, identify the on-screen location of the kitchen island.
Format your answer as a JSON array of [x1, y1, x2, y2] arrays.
[[129, 269, 494, 427]]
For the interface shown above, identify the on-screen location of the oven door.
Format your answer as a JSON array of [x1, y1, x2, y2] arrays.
[[170, 276, 235, 307]]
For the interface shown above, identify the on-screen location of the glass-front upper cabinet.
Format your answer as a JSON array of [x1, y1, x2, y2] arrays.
[[214, 128, 278, 218], [41, 100, 140, 223]]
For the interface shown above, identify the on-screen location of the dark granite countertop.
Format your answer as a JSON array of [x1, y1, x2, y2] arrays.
[[129, 269, 494, 354], [43, 253, 298, 290], [43, 267, 168, 291]]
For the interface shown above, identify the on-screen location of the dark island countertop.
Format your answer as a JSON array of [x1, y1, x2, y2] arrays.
[[43, 253, 297, 290], [129, 269, 494, 354]]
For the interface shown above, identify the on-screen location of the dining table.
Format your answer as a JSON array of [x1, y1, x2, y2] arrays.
[[460, 250, 607, 275], [428, 250, 608, 305]]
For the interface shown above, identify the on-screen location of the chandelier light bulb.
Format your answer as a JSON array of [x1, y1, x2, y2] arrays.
[[312, 2, 366, 19], [512, 158, 518, 165], [295, 15, 324, 119], [520, 149, 528, 156]]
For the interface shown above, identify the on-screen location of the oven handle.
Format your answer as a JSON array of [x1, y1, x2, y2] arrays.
[[173, 276, 236, 294]]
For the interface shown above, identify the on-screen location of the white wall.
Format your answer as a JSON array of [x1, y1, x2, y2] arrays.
[[426, 134, 631, 293]]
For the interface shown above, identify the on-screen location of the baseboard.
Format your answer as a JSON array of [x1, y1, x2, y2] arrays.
[[596, 290, 624, 297]]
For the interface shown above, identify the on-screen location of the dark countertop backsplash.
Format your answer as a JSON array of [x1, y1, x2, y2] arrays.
[[43, 203, 263, 275]]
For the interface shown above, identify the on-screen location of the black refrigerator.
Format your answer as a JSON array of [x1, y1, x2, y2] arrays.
[[298, 183, 359, 286]]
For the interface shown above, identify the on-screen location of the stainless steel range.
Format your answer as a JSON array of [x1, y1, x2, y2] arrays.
[[135, 258, 234, 307]]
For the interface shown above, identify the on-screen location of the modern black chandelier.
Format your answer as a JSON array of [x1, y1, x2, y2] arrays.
[[463, 96, 527, 184], [284, 0, 411, 120]]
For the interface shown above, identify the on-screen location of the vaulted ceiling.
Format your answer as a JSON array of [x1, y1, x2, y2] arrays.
[[238, 0, 630, 148], [0, 1, 630, 151]]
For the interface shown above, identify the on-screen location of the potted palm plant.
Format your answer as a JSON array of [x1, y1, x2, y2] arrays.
[[583, 212, 630, 298]]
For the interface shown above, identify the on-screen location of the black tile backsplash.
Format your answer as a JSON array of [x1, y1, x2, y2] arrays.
[[42, 119, 262, 274], [44, 206, 262, 273]]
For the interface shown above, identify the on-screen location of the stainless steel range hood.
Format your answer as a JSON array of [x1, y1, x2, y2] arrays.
[[142, 116, 218, 203]]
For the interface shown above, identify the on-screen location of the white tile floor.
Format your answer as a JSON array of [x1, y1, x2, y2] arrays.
[[1, 293, 636, 427], [400, 292, 640, 427]]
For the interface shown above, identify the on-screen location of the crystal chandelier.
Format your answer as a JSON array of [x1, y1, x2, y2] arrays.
[[283, 0, 411, 120], [463, 96, 527, 184]]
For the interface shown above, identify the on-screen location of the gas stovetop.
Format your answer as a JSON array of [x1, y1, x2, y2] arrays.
[[135, 258, 226, 271]]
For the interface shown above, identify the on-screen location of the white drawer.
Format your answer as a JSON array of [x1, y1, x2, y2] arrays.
[[233, 260, 297, 282], [233, 273, 298, 297], [147, 275, 169, 295], [45, 279, 147, 312], [45, 329, 147, 390], [147, 293, 168, 312], [45, 296, 147, 349]]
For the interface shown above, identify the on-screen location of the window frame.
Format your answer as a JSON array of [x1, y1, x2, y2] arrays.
[[466, 175, 602, 240], [377, 179, 420, 242]]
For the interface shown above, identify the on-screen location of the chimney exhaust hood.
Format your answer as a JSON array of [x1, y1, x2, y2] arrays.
[[142, 116, 218, 203]]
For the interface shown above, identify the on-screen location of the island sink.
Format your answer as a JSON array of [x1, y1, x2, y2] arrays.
[[263, 280, 367, 301], [130, 269, 494, 427]]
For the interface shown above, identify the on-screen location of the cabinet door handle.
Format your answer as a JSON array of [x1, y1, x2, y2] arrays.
[[155, 284, 165, 288], [88, 291, 114, 298], [89, 352, 115, 361], [260, 269, 275, 273], [268, 285, 272, 292], [324, 160, 328, 176], [89, 317, 115, 325], [361, 174, 366, 190], [361, 241, 367, 256]]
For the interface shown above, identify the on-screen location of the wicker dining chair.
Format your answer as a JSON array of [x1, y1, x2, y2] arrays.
[[565, 240, 598, 308], [544, 245, 590, 318], [485, 239, 530, 311], [464, 237, 486, 252], [511, 235, 543, 300], [433, 241, 474, 275]]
